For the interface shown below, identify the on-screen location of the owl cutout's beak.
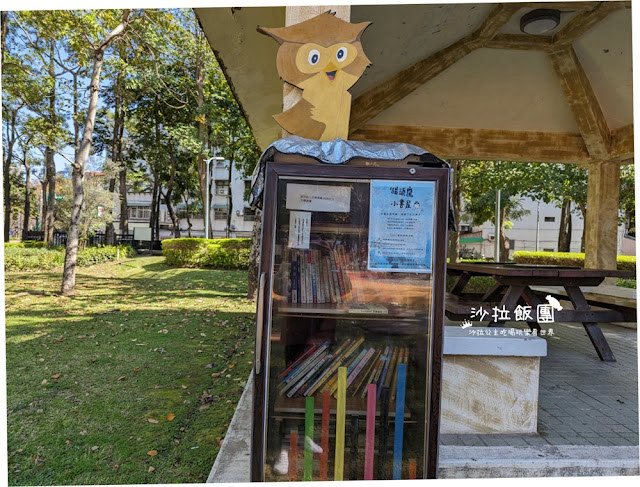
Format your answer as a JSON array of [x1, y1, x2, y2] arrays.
[[325, 62, 338, 80]]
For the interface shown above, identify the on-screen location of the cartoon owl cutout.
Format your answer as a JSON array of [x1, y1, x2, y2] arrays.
[[258, 12, 372, 141]]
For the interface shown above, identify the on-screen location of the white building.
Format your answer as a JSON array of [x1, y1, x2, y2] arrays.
[[459, 197, 631, 259], [114, 159, 255, 240]]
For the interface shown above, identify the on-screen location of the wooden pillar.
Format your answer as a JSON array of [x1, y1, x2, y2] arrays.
[[282, 5, 350, 137], [584, 160, 620, 270]]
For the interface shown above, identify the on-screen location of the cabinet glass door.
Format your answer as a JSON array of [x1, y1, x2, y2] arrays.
[[257, 167, 443, 481]]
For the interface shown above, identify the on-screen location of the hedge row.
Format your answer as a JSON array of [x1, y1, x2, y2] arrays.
[[4, 244, 136, 272], [512, 251, 636, 271], [162, 238, 251, 269], [5, 241, 49, 248]]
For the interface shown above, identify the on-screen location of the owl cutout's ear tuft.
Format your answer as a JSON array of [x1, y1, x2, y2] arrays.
[[258, 13, 372, 47], [257, 25, 287, 45]]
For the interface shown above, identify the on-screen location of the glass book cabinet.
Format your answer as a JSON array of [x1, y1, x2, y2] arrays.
[[251, 161, 449, 481]]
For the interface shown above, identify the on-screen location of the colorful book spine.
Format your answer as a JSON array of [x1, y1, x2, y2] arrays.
[[362, 346, 388, 399], [286, 351, 330, 398], [352, 350, 381, 397], [310, 250, 318, 304], [304, 397, 314, 481], [347, 347, 375, 386], [324, 256, 337, 304], [408, 459, 417, 480], [377, 346, 394, 400], [291, 258, 298, 303], [299, 250, 306, 304], [279, 343, 329, 391], [393, 363, 407, 480], [384, 347, 399, 389], [365, 384, 377, 480], [334, 367, 347, 481], [278, 344, 319, 381], [320, 390, 330, 481], [302, 339, 352, 396], [282, 351, 328, 397], [333, 249, 347, 301], [306, 337, 364, 397], [322, 258, 332, 305]]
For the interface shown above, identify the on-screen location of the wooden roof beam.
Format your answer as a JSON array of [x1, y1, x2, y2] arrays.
[[486, 33, 553, 50], [609, 124, 633, 162], [350, 124, 594, 164], [549, 44, 610, 159], [348, 3, 521, 133], [552, 1, 629, 47]]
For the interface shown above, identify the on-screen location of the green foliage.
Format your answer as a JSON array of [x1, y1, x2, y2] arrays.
[[513, 251, 636, 271], [5, 241, 49, 248], [4, 246, 65, 271], [617, 278, 636, 289], [162, 238, 251, 269], [4, 245, 136, 272], [75, 245, 137, 267]]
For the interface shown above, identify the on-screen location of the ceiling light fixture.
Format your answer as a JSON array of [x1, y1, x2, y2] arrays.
[[520, 9, 561, 35]]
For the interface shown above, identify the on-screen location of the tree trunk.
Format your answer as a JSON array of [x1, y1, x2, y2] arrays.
[[163, 140, 180, 238], [195, 25, 209, 225], [62, 10, 130, 296], [150, 176, 158, 243], [3, 110, 17, 242], [226, 160, 234, 238], [183, 195, 192, 237], [44, 40, 57, 244], [105, 177, 116, 244], [447, 160, 462, 263], [247, 209, 262, 300], [557, 199, 572, 252], [119, 167, 128, 235], [578, 201, 586, 253], [22, 156, 31, 240], [499, 207, 509, 262]]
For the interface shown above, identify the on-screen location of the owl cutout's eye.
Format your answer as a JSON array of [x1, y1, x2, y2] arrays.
[[308, 49, 320, 66], [336, 47, 347, 62]]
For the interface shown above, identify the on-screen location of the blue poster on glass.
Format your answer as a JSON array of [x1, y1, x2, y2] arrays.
[[368, 180, 435, 273]]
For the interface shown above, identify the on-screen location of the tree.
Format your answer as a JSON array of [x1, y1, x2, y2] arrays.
[[460, 161, 531, 261], [61, 9, 133, 296], [619, 164, 635, 236]]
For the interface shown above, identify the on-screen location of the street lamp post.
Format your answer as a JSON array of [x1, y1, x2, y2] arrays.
[[204, 156, 224, 239]]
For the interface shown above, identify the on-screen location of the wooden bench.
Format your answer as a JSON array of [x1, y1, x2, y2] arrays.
[[531, 285, 637, 322]]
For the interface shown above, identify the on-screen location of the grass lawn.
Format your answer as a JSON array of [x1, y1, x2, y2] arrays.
[[5, 256, 256, 485]]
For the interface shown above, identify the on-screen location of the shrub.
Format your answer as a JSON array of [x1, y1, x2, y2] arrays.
[[513, 251, 636, 272], [76, 245, 137, 267], [4, 247, 65, 272], [4, 245, 136, 272], [5, 241, 49, 248], [162, 238, 251, 269]]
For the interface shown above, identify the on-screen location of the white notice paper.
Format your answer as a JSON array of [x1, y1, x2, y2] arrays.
[[286, 184, 351, 212], [288, 211, 311, 249]]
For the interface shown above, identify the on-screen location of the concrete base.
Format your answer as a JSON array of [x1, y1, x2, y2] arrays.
[[441, 327, 547, 434], [439, 445, 640, 478], [206, 373, 253, 483]]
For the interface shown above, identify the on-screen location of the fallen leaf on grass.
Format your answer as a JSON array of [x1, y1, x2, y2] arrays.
[[133, 367, 140, 373], [80, 430, 87, 435], [65, 440, 71, 445], [41, 380, 48, 385], [216, 437, 223, 446], [113, 465, 119, 470], [51, 374, 61, 380], [147, 450, 158, 456], [91, 446, 100, 451], [166, 413, 175, 421], [118, 376, 126, 381], [148, 466, 155, 473], [147, 418, 159, 424]]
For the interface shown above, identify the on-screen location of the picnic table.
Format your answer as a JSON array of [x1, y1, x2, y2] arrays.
[[445, 262, 636, 362]]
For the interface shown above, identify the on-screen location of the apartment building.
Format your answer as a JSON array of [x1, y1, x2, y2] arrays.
[[114, 159, 255, 240]]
